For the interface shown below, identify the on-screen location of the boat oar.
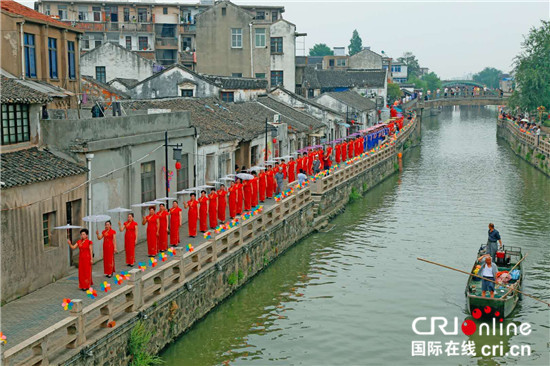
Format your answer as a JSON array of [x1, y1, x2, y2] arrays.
[[508, 253, 527, 273], [417, 257, 550, 307]]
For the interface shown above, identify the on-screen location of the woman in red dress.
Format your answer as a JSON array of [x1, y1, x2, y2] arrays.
[[228, 181, 237, 218], [341, 142, 347, 161], [288, 158, 296, 184], [266, 167, 274, 198], [208, 188, 218, 229], [243, 178, 252, 210], [198, 190, 208, 232], [251, 172, 259, 207], [119, 213, 138, 267], [67, 228, 93, 290], [142, 206, 159, 257], [184, 193, 199, 237], [217, 184, 227, 222], [157, 203, 169, 252], [258, 170, 266, 202], [96, 221, 117, 277], [335, 143, 341, 163], [235, 178, 244, 214], [169, 201, 182, 246]]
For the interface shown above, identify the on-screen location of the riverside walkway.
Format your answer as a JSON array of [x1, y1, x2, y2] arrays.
[[1, 117, 418, 366]]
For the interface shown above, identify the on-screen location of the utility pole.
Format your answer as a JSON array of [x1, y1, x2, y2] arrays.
[[265, 118, 268, 162], [164, 131, 183, 198]]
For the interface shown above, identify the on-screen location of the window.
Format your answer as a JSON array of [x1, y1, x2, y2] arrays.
[[221, 91, 234, 102], [271, 70, 283, 86], [255, 11, 265, 20], [176, 154, 189, 191], [24, 33, 36, 78], [180, 89, 194, 97], [250, 145, 258, 166], [329, 59, 335, 67], [1, 104, 30, 145], [231, 73, 243, 77], [272, 11, 278, 20], [45, 4, 50, 15], [141, 161, 156, 202], [217, 153, 230, 178], [96, 66, 106, 83], [67, 41, 76, 79], [107, 6, 118, 22], [308, 89, 315, 98], [125, 36, 132, 49], [163, 7, 168, 14], [138, 8, 147, 22], [43, 211, 56, 247], [138, 36, 148, 50], [124, 8, 130, 22], [337, 58, 346, 67], [93, 6, 101, 22], [255, 28, 266, 47], [82, 38, 90, 49], [255, 73, 266, 79], [94, 40, 102, 48], [78, 6, 88, 21], [182, 36, 192, 51], [391, 65, 401, 73], [48, 38, 58, 79], [270, 37, 283, 54], [231, 28, 242, 48], [58, 5, 67, 20], [221, 7, 226, 16]]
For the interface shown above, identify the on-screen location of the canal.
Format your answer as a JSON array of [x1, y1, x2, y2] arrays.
[[161, 107, 550, 365]]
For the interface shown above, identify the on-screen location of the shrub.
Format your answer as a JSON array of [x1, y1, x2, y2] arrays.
[[128, 321, 163, 366]]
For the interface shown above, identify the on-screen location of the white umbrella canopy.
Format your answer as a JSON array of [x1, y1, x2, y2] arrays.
[[176, 189, 195, 195], [82, 215, 111, 223], [236, 173, 254, 180], [107, 207, 131, 213], [220, 177, 234, 181], [207, 180, 222, 184], [54, 224, 83, 230], [249, 166, 266, 171], [521, 118, 529, 122]]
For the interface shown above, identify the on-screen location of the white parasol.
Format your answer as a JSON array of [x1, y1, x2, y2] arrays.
[[249, 166, 266, 171], [199, 185, 215, 189], [236, 173, 254, 180], [55, 224, 83, 230], [82, 214, 111, 223], [220, 177, 234, 181], [107, 207, 132, 222], [520, 118, 529, 122], [176, 189, 195, 195], [155, 197, 173, 201]]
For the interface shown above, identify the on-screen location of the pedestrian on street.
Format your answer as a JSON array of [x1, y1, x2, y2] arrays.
[[119, 213, 138, 266], [142, 206, 159, 257], [96, 220, 117, 277], [198, 190, 208, 233], [217, 184, 228, 223], [67, 228, 93, 290], [157, 203, 169, 252], [275, 167, 284, 195], [208, 188, 218, 229], [184, 193, 198, 238], [169, 201, 182, 247]]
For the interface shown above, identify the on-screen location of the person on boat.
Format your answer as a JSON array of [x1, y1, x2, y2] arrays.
[[487, 223, 503, 262], [477, 254, 498, 299]]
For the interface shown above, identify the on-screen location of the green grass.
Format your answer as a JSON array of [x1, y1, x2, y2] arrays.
[[349, 187, 361, 202], [543, 119, 550, 128], [237, 269, 244, 281], [227, 272, 237, 286], [128, 321, 164, 366]]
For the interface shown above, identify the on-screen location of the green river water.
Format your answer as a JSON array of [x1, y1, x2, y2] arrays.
[[161, 106, 550, 366]]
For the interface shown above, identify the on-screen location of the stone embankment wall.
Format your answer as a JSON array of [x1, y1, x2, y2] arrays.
[[497, 119, 550, 177], [2, 117, 420, 366]]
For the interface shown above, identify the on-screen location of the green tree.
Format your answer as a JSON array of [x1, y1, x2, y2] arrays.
[[408, 75, 427, 92], [472, 67, 503, 89], [509, 20, 550, 112], [387, 82, 403, 104], [348, 30, 363, 56], [422, 72, 442, 91], [397, 52, 420, 79], [309, 43, 334, 56]]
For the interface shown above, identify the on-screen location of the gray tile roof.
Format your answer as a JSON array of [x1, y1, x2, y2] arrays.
[[0, 76, 51, 104], [1, 147, 87, 189], [203, 75, 268, 90], [317, 91, 376, 112], [302, 67, 386, 89], [256, 96, 325, 132], [108, 78, 140, 89], [270, 86, 345, 117], [82, 75, 130, 99]]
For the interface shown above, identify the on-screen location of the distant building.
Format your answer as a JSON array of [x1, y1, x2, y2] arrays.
[[127, 64, 267, 102], [314, 90, 377, 130], [81, 75, 129, 108], [195, 1, 301, 91], [383, 60, 408, 83], [80, 42, 158, 84], [1, 0, 82, 108], [499, 74, 514, 92], [349, 48, 383, 70]]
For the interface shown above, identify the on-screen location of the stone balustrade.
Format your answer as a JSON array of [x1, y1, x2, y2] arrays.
[[1, 116, 417, 366], [500, 118, 550, 155]]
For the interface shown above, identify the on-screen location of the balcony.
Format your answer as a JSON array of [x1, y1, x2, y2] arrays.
[[179, 24, 196, 33], [155, 37, 178, 48]]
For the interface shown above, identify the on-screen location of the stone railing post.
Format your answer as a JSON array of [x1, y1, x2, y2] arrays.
[[70, 299, 85, 347], [174, 250, 186, 283], [128, 268, 143, 311]]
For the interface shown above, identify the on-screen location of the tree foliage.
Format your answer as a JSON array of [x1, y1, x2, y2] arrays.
[[309, 43, 334, 57], [348, 30, 363, 56], [422, 72, 442, 91], [408, 76, 427, 92], [472, 67, 503, 89], [397, 52, 420, 79], [509, 20, 550, 112], [387, 82, 403, 104]]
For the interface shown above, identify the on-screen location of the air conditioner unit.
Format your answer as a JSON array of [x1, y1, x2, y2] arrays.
[[273, 114, 281, 124]]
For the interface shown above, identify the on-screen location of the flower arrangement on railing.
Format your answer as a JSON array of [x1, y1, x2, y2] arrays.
[[149, 257, 158, 268], [86, 288, 98, 299], [240, 205, 263, 220], [61, 298, 74, 311], [114, 274, 125, 285], [138, 262, 146, 271], [158, 252, 168, 262], [167, 247, 177, 256], [186, 243, 194, 252], [275, 188, 294, 202], [1, 332, 7, 345], [203, 231, 212, 240], [100, 281, 111, 292]]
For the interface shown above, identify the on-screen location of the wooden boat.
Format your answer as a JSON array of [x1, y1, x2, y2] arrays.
[[465, 246, 523, 318]]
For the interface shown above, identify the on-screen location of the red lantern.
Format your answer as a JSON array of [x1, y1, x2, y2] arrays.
[[351, 120, 355, 124], [175, 161, 182, 170], [272, 138, 277, 143]]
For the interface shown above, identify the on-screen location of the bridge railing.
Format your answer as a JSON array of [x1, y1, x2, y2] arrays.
[[500, 118, 550, 155]]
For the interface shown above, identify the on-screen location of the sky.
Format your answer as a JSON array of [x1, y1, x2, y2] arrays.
[[16, 0, 550, 79]]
